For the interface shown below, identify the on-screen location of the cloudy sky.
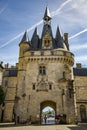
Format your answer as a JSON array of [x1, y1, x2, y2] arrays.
[[0, 0, 87, 67]]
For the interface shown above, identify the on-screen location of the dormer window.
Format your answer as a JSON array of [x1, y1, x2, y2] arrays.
[[44, 39, 50, 47]]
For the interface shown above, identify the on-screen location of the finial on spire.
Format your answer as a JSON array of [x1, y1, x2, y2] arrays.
[[43, 6, 51, 21]]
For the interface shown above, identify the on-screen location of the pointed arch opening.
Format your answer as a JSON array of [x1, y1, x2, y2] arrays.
[[40, 100, 56, 125]]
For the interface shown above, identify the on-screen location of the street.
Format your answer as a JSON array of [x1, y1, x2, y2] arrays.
[[0, 124, 87, 130]]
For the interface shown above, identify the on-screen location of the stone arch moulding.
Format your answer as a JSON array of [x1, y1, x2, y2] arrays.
[[40, 100, 56, 113]]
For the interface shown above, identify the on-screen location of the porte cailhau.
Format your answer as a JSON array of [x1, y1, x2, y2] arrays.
[[1, 7, 87, 124]]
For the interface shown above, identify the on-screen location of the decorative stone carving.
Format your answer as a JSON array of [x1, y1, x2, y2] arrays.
[[36, 75, 49, 91]]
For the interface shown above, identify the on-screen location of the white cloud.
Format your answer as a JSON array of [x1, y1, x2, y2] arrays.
[[71, 43, 87, 50]]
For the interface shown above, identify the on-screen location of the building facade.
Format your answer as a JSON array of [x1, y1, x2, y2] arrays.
[[1, 7, 87, 124]]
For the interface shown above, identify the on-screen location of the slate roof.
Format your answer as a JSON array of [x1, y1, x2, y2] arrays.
[[73, 68, 87, 76], [31, 27, 40, 49], [55, 26, 67, 50], [3, 68, 87, 77], [4, 69, 18, 77], [41, 24, 53, 38], [20, 7, 69, 51], [20, 31, 29, 43]]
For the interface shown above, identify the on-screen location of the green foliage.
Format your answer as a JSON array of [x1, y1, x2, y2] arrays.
[[0, 86, 5, 105], [47, 110, 53, 114], [42, 109, 55, 116]]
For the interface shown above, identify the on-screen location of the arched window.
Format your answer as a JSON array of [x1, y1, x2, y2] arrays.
[[80, 105, 86, 122]]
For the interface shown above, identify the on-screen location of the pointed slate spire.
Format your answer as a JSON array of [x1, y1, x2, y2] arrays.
[[55, 26, 67, 50], [55, 26, 63, 41], [32, 27, 39, 37], [21, 31, 29, 43], [42, 6, 53, 38], [31, 27, 40, 49], [43, 6, 52, 21]]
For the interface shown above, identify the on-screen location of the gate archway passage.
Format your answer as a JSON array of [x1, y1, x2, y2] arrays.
[[40, 101, 56, 124]]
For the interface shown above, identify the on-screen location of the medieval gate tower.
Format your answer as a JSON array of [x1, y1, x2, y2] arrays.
[[2, 7, 76, 124], [15, 7, 75, 124]]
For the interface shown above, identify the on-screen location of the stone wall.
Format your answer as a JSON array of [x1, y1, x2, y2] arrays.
[[2, 77, 17, 122], [74, 76, 87, 122]]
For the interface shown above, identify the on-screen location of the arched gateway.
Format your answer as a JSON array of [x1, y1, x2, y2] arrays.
[[40, 101, 56, 124], [2, 6, 76, 124]]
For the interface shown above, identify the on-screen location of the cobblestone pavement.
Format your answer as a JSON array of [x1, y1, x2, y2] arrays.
[[0, 124, 87, 130]]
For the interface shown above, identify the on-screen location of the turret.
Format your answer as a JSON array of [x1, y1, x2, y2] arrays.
[[19, 31, 30, 57]]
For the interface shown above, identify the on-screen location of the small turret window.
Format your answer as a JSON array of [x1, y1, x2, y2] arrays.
[[51, 51, 54, 55], [39, 66, 46, 75], [33, 84, 35, 90], [41, 51, 44, 56], [31, 52, 34, 56], [49, 84, 52, 90]]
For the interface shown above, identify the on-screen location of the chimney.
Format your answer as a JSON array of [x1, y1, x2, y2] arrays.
[[16, 63, 18, 68], [76, 63, 81, 69], [64, 33, 69, 50], [5, 63, 9, 68], [7, 63, 9, 68]]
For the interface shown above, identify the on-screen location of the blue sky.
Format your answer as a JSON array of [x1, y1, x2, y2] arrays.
[[0, 0, 87, 67]]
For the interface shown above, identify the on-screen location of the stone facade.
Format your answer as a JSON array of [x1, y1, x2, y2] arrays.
[[73, 65, 87, 123], [1, 7, 87, 124]]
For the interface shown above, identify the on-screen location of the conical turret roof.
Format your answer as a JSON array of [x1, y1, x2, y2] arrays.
[[32, 27, 39, 37], [21, 31, 29, 43], [31, 27, 40, 49], [55, 26, 67, 50], [55, 26, 63, 40]]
